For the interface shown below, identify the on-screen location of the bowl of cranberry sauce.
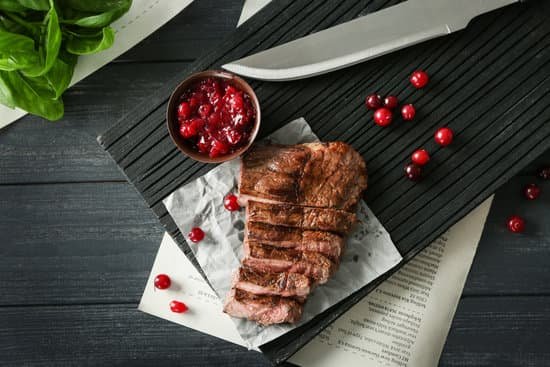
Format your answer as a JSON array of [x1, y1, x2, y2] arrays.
[[167, 70, 260, 163]]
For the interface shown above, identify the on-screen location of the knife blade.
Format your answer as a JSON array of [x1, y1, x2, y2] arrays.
[[223, 0, 520, 81]]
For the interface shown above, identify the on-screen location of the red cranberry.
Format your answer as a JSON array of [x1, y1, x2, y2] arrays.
[[188, 227, 205, 243], [226, 129, 243, 146], [178, 102, 191, 119], [196, 136, 210, 153], [507, 215, 525, 233], [154, 274, 171, 290], [434, 127, 454, 146], [373, 108, 393, 127], [410, 70, 429, 88], [224, 194, 240, 211], [538, 167, 550, 180], [404, 163, 422, 181], [189, 96, 200, 109], [170, 300, 188, 314], [411, 149, 430, 166], [401, 104, 416, 121], [524, 183, 540, 200], [365, 94, 382, 110], [209, 139, 229, 158], [383, 96, 399, 109], [179, 121, 198, 139], [198, 104, 212, 119]]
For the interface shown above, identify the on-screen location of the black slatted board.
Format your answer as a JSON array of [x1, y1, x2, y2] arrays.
[[98, 0, 550, 364]]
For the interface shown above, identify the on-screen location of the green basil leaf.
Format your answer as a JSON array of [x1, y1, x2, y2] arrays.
[[43, 49, 76, 98], [0, 70, 63, 120], [56, 0, 129, 13], [0, 29, 39, 70], [60, 1, 130, 28], [66, 26, 114, 55], [21, 0, 61, 77], [0, 0, 28, 12], [15, 0, 49, 10]]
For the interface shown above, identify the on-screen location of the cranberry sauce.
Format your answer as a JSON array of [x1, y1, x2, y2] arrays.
[[176, 77, 256, 158]]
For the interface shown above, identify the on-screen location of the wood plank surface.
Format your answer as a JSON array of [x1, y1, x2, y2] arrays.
[[1, 297, 548, 366]]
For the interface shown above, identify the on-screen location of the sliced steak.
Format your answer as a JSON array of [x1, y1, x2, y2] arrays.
[[243, 240, 336, 284], [246, 200, 356, 234], [246, 222, 345, 261], [223, 288, 303, 325], [240, 142, 367, 211], [232, 267, 311, 298]]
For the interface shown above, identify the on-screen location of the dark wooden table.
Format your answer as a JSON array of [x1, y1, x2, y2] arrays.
[[1, 1, 549, 366]]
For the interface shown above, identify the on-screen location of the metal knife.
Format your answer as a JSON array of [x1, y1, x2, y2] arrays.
[[223, 0, 522, 81]]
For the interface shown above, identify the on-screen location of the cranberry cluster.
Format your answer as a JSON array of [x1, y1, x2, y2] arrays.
[[365, 93, 417, 127], [507, 168, 547, 233], [365, 70, 457, 181], [176, 77, 256, 158]]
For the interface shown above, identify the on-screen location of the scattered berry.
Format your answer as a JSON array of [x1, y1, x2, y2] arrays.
[[383, 95, 399, 109], [224, 194, 240, 211], [538, 167, 550, 180], [404, 163, 422, 181], [434, 127, 454, 146], [154, 274, 171, 290], [373, 108, 393, 127], [524, 183, 541, 200], [188, 227, 205, 243], [401, 104, 416, 121], [411, 149, 430, 166], [170, 300, 189, 314], [507, 215, 525, 233], [410, 70, 429, 88], [365, 94, 382, 110]]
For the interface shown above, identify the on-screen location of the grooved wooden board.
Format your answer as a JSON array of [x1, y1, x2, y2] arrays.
[[98, 0, 550, 364]]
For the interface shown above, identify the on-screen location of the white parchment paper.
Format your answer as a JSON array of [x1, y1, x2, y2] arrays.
[[163, 118, 402, 348]]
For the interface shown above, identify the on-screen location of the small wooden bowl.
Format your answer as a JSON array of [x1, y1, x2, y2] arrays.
[[166, 70, 261, 163]]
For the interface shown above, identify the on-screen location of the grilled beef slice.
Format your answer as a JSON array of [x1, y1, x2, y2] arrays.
[[223, 288, 303, 325], [243, 240, 336, 284], [232, 267, 311, 298], [246, 200, 356, 234], [246, 221, 344, 261], [239, 142, 367, 212]]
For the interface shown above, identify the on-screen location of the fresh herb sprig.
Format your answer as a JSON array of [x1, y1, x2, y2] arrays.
[[0, 0, 132, 120]]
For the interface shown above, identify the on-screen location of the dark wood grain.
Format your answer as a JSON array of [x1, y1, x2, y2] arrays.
[[115, 0, 244, 62], [0, 303, 270, 367], [1, 297, 548, 366], [0, 182, 163, 305], [440, 296, 550, 366]]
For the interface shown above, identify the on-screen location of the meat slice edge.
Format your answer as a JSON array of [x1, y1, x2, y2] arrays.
[[223, 288, 303, 325], [246, 221, 345, 261], [243, 240, 336, 284], [246, 200, 356, 234], [232, 266, 311, 298]]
